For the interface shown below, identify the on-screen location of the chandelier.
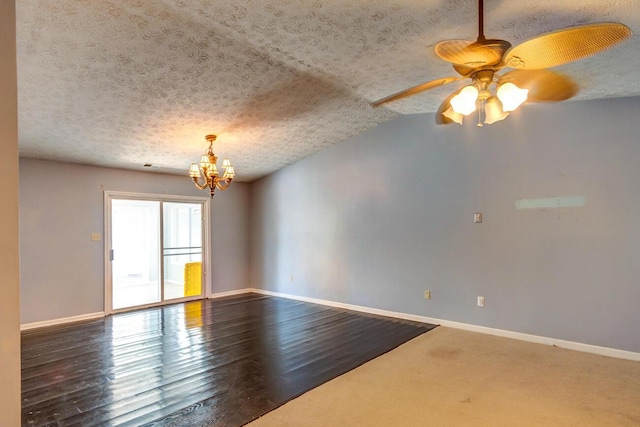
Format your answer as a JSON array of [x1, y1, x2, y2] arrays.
[[188, 134, 235, 197], [442, 70, 528, 126]]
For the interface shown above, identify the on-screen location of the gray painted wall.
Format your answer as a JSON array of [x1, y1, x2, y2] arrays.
[[251, 96, 640, 353], [19, 159, 250, 324]]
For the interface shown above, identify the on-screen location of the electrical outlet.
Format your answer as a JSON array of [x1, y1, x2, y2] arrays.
[[424, 290, 431, 300], [91, 232, 101, 241], [477, 296, 485, 307], [474, 213, 482, 223]]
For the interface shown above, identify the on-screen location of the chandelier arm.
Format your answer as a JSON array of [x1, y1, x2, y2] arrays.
[[214, 178, 233, 191], [192, 177, 210, 191]]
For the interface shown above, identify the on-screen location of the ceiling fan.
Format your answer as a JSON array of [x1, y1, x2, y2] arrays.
[[371, 0, 632, 126]]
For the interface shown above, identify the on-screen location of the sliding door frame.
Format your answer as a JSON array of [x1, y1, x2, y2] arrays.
[[104, 191, 212, 315]]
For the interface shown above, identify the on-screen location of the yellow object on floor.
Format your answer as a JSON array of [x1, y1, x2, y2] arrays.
[[184, 262, 202, 297]]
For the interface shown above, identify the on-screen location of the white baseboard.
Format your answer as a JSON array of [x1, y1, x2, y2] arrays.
[[21, 312, 105, 331], [21, 289, 640, 362], [210, 288, 254, 299], [248, 288, 640, 362], [20, 289, 251, 330]]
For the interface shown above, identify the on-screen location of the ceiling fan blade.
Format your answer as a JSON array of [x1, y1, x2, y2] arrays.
[[371, 76, 461, 107], [435, 39, 502, 67], [499, 69, 578, 102], [504, 22, 632, 70]]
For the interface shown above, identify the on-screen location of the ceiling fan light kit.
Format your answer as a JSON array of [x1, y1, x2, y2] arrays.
[[443, 69, 529, 126], [372, 0, 633, 126], [483, 96, 509, 125], [497, 83, 528, 112], [450, 85, 480, 115]]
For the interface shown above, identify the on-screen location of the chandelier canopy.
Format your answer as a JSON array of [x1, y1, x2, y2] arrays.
[[188, 134, 235, 198]]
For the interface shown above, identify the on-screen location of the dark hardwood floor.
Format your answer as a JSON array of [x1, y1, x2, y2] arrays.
[[22, 293, 436, 426]]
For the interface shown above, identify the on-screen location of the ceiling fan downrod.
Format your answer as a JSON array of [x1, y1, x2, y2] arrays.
[[478, 0, 485, 41]]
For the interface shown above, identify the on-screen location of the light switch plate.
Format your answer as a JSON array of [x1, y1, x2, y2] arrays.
[[91, 232, 101, 241]]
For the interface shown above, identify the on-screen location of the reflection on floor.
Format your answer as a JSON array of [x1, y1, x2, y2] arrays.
[[21, 293, 435, 426], [112, 276, 186, 309]]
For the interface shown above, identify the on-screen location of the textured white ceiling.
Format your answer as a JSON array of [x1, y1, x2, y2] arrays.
[[16, 0, 640, 181]]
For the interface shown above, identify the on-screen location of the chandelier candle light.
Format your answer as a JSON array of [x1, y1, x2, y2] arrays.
[[188, 134, 235, 197]]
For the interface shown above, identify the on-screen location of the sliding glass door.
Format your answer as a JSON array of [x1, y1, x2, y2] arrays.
[[111, 199, 161, 310], [163, 202, 203, 300], [106, 193, 209, 313]]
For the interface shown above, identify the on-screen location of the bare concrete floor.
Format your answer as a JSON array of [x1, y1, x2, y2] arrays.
[[248, 327, 640, 426]]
